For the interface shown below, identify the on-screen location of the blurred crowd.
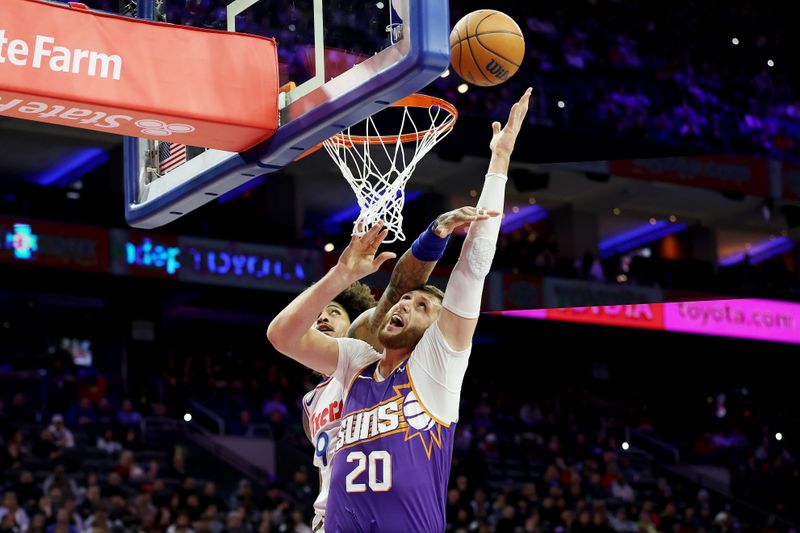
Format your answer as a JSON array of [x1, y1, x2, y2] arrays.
[[439, 0, 800, 161], [3, 349, 795, 532]]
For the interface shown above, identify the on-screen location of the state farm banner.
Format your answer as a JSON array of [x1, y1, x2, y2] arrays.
[[0, 0, 278, 151], [609, 156, 770, 197]]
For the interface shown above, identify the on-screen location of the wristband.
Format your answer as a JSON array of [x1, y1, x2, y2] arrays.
[[411, 220, 450, 261]]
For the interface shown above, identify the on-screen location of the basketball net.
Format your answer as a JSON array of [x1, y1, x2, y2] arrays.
[[322, 94, 457, 243]]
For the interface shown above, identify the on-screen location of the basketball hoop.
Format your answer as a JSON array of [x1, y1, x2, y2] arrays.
[[320, 94, 457, 243]]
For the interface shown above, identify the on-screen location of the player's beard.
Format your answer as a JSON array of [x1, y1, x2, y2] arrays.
[[377, 313, 425, 350]]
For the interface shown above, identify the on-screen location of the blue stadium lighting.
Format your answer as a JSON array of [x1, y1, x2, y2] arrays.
[[4, 223, 38, 260], [33, 147, 108, 186], [600, 220, 688, 259], [500, 205, 549, 233], [719, 237, 795, 266], [323, 190, 423, 231]]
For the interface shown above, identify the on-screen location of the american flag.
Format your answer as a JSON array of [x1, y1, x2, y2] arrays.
[[159, 142, 187, 174]]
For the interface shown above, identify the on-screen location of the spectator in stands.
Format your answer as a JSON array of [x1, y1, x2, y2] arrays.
[[47, 415, 74, 449], [200, 482, 225, 513], [27, 512, 47, 533], [0, 492, 29, 532], [7, 393, 36, 424], [116, 399, 143, 429], [81, 505, 117, 533], [228, 480, 256, 516], [94, 397, 115, 427], [96, 427, 123, 455], [611, 473, 636, 503], [12, 470, 40, 511], [66, 397, 96, 428], [224, 509, 247, 533], [261, 391, 288, 420], [0, 439, 23, 472], [42, 465, 79, 500], [163, 447, 188, 479], [228, 409, 254, 436], [47, 503, 81, 533], [103, 472, 127, 500], [121, 428, 143, 452], [114, 451, 144, 481]]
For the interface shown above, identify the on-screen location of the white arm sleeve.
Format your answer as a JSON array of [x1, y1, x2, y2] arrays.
[[331, 337, 381, 388], [407, 322, 471, 424], [442, 172, 507, 318]]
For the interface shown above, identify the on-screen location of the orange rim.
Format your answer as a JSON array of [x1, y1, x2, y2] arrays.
[[296, 94, 458, 160], [330, 94, 458, 146]]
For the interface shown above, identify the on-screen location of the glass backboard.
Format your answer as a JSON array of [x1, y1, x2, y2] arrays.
[[123, 0, 450, 228]]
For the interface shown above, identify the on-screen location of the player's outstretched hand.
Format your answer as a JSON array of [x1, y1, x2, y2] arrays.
[[337, 221, 397, 281], [489, 87, 532, 158], [433, 206, 501, 237]]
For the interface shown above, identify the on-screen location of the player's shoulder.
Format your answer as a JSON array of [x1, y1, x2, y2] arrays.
[[336, 336, 382, 364], [303, 376, 343, 402], [410, 321, 470, 358], [336, 335, 378, 352]]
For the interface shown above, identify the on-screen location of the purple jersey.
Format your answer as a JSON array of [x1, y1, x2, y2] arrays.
[[325, 358, 456, 533]]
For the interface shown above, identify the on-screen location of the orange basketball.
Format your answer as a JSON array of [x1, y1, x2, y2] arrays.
[[449, 10, 525, 87]]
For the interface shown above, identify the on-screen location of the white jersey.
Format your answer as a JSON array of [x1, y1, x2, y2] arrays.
[[301, 375, 351, 527]]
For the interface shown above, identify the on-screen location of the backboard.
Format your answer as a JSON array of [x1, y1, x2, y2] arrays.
[[123, 0, 450, 228]]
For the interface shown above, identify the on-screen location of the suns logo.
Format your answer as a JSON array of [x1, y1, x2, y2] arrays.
[[402, 391, 436, 431], [335, 383, 445, 459]]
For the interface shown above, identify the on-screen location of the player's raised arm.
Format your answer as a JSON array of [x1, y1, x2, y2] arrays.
[[267, 222, 396, 375], [347, 206, 496, 350], [438, 87, 532, 350]]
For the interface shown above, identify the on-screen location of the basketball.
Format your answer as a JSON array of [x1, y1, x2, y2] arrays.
[[449, 10, 525, 87]]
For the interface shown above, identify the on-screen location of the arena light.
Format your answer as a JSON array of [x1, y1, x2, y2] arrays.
[[457, 83, 469, 94], [622, 441, 630, 451], [184, 413, 192, 422], [557, 100, 565, 109], [719, 236, 794, 266], [776, 432, 783, 441], [767, 59, 775, 67], [599, 220, 688, 259], [33, 147, 108, 186], [500, 205, 549, 233], [324, 243, 334, 252], [440, 69, 450, 78], [731, 37, 739, 45]]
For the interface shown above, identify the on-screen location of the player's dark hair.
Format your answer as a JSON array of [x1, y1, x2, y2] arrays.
[[333, 281, 377, 321]]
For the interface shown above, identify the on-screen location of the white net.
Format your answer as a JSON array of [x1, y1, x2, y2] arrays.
[[322, 96, 457, 243]]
